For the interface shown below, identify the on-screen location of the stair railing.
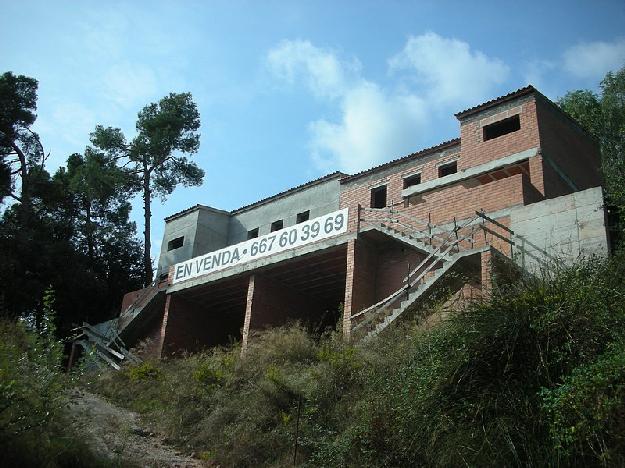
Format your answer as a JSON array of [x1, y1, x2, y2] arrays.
[[351, 213, 483, 331]]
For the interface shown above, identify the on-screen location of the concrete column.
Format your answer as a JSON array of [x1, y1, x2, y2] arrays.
[[342, 239, 356, 341], [156, 294, 172, 358], [480, 249, 493, 298], [241, 275, 256, 354], [528, 154, 545, 198]]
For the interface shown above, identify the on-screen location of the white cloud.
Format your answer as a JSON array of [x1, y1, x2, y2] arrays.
[[388, 32, 509, 107], [33, 102, 97, 168], [267, 34, 508, 173], [266, 39, 360, 99], [103, 62, 158, 108], [563, 37, 625, 81], [310, 82, 427, 173]]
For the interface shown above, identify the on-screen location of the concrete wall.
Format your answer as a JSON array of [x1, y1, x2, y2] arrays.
[[157, 207, 230, 276], [510, 186, 608, 272], [228, 177, 341, 244], [157, 177, 342, 276], [158, 209, 200, 276]]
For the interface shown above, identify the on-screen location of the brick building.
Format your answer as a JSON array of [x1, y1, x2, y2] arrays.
[[80, 85, 610, 363]]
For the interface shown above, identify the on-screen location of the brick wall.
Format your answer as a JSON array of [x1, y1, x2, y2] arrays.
[[535, 96, 602, 199], [160, 293, 245, 356], [459, 96, 540, 170], [247, 274, 326, 330], [375, 243, 426, 300], [341, 171, 528, 232]]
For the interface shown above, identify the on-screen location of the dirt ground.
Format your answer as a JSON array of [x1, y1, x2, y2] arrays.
[[67, 389, 206, 467]]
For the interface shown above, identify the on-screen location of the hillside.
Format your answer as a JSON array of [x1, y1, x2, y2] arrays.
[[83, 253, 625, 467], [2, 253, 624, 466]]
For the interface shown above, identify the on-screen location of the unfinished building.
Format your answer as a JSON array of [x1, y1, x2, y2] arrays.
[[77, 85, 610, 365]]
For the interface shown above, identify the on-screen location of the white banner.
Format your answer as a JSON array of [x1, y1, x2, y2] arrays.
[[171, 208, 349, 284]]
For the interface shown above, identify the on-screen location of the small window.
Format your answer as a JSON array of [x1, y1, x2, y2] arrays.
[[370, 185, 387, 208], [270, 220, 283, 232], [296, 210, 310, 224], [167, 236, 184, 251], [247, 228, 259, 240], [438, 161, 457, 178], [403, 173, 421, 189], [483, 114, 520, 141]]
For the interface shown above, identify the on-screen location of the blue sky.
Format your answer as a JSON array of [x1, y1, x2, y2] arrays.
[[2, 0, 624, 263]]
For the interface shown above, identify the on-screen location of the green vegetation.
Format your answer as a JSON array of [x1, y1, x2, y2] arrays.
[[0, 292, 106, 466], [88, 253, 625, 467], [558, 64, 625, 214]]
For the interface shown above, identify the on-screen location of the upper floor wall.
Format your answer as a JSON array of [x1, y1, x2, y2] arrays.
[[339, 86, 601, 232], [157, 173, 342, 276]]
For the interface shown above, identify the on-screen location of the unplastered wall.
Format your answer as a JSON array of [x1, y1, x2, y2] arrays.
[[228, 177, 341, 243], [157, 209, 200, 275], [510, 186, 608, 272]]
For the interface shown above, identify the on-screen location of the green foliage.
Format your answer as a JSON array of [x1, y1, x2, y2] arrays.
[[0, 71, 143, 334], [541, 343, 625, 465], [0, 71, 42, 206], [91, 92, 204, 283], [126, 361, 161, 382], [0, 316, 106, 466], [559, 65, 625, 213]]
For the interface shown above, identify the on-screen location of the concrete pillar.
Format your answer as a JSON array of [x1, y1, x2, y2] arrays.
[[342, 238, 377, 341], [480, 249, 493, 298], [342, 239, 357, 341], [241, 275, 255, 354], [528, 154, 545, 198], [156, 294, 172, 358]]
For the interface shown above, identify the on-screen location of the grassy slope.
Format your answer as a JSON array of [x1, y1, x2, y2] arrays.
[[88, 253, 625, 467]]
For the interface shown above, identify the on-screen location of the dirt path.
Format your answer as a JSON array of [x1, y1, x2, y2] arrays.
[[67, 389, 205, 467]]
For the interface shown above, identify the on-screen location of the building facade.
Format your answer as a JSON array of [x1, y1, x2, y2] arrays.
[[110, 85, 609, 359]]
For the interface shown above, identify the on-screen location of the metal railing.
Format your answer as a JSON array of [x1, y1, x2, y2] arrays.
[[350, 207, 508, 335]]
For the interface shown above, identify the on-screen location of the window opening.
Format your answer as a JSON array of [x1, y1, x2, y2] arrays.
[[438, 161, 458, 178], [483, 114, 521, 141], [296, 210, 310, 223], [247, 228, 259, 239], [403, 173, 421, 188], [370, 185, 387, 208], [167, 236, 184, 251], [270, 220, 283, 232]]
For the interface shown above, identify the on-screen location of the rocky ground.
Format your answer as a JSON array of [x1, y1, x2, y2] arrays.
[[67, 389, 206, 467]]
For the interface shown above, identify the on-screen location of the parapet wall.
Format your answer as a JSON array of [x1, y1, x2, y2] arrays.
[[510, 186, 608, 272]]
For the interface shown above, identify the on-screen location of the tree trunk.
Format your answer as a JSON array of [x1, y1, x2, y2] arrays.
[[142, 162, 153, 286], [12, 142, 30, 225], [86, 201, 94, 262]]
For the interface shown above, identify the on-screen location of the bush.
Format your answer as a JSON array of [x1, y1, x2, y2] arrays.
[[0, 313, 106, 466]]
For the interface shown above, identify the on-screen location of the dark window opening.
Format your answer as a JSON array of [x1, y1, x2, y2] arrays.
[[483, 114, 521, 141], [370, 185, 387, 208], [296, 210, 310, 223], [403, 173, 421, 188], [438, 161, 457, 178], [247, 228, 259, 239], [167, 236, 184, 251], [271, 220, 283, 232]]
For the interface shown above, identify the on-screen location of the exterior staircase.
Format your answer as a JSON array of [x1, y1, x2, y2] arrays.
[[118, 284, 163, 332], [353, 206, 489, 340]]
